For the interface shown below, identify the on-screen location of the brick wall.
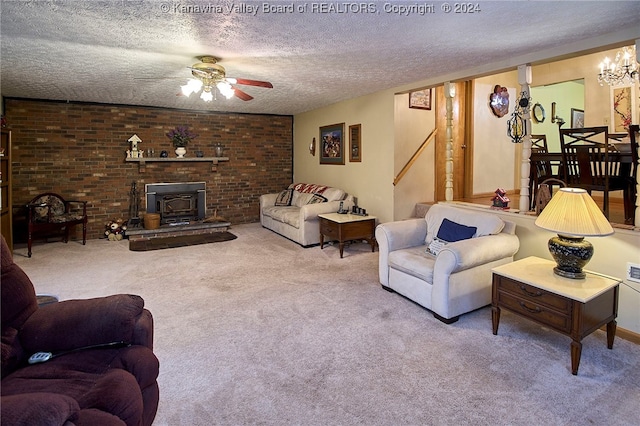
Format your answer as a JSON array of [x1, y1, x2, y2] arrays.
[[5, 98, 293, 240]]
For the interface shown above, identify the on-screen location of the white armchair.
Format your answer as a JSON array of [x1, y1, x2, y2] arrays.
[[376, 204, 520, 323]]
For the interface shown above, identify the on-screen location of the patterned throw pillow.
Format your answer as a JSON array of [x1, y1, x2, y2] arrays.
[[274, 189, 293, 206], [307, 194, 328, 204], [426, 238, 447, 256]]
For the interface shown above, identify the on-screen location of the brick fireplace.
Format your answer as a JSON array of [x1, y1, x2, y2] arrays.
[[4, 98, 293, 240], [145, 182, 206, 225]]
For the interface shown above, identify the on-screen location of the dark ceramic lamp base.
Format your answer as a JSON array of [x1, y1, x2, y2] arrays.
[[548, 234, 594, 280]]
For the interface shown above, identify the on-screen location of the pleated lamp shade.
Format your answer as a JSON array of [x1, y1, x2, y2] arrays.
[[535, 188, 614, 237], [534, 187, 613, 279]]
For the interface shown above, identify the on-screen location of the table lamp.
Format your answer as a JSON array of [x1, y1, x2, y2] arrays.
[[534, 187, 614, 279]]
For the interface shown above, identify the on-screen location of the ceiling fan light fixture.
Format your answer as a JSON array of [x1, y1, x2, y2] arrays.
[[217, 81, 235, 99], [181, 79, 203, 96], [176, 56, 272, 102], [200, 90, 213, 102]]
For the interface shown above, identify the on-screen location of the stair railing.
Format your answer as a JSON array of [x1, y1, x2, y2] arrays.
[[393, 128, 437, 186]]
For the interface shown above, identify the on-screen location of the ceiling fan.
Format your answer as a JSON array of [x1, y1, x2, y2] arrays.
[[180, 56, 273, 102]]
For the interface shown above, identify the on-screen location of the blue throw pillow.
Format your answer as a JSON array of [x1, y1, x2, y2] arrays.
[[436, 218, 477, 242]]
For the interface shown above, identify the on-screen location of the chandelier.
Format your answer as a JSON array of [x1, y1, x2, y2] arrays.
[[597, 45, 639, 86]]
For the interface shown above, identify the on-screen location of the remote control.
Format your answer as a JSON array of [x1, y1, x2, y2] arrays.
[[28, 352, 53, 364]]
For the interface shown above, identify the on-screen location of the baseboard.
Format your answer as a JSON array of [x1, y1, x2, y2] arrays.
[[602, 325, 640, 345], [617, 327, 640, 345]]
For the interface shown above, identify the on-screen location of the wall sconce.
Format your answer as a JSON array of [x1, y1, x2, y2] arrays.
[[309, 137, 316, 156], [551, 102, 565, 126]]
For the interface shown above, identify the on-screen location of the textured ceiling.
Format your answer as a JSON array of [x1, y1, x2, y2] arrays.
[[1, 1, 639, 115]]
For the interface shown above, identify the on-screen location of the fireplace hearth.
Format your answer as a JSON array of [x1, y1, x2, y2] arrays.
[[145, 182, 206, 225]]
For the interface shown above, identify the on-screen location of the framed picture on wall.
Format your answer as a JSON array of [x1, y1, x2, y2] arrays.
[[349, 124, 361, 162], [319, 123, 345, 165], [570, 108, 584, 128], [610, 85, 638, 133], [409, 89, 431, 110]]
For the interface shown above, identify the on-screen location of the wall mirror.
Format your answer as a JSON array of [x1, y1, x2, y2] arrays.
[[532, 103, 545, 123]]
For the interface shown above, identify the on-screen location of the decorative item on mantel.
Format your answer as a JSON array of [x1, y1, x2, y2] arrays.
[[126, 134, 144, 158], [214, 143, 224, 157], [491, 188, 510, 209], [166, 125, 198, 158]]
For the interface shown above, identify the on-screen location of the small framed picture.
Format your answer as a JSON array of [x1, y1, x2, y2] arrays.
[[571, 108, 584, 128], [409, 89, 432, 110], [319, 123, 345, 165], [349, 124, 361, 162]]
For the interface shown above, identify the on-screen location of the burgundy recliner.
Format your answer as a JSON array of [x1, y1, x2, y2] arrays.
[[1, 235, 159, 426]]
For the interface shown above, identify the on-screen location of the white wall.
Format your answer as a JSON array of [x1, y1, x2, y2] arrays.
[[473, 72, 520, 194], [293, 89, 396, 223], [393, 93, 436, 220], [293, 90, 436, 224]]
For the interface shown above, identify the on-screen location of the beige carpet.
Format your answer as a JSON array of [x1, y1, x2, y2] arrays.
[[13, 223, 640, 426]]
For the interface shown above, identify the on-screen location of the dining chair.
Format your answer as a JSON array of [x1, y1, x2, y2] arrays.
[[559, 126, 630, 220], [530, 134, 548, 152], [529, 134, 563, 210]]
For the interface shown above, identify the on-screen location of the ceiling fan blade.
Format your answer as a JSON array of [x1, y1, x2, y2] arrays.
[[232, 87, 254, 101], [232, 78, 273, 88], [134, 75, 187, 80]]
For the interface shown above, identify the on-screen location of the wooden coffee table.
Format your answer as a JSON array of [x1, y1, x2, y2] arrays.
[[492, 256, 620, 375], [318, 213, 376, 258]]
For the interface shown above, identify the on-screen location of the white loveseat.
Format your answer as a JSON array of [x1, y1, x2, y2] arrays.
[[376, 203, 520, 323], [260, 183, 354, 246]]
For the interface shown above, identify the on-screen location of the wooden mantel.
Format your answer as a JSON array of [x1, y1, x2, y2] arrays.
[[125, 157, 229, 172]]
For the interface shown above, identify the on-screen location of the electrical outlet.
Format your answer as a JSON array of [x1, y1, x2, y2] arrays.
[[627, 263, 640, 284]]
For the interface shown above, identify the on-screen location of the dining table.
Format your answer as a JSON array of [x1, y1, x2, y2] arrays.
[[528, 149, 635, 222]]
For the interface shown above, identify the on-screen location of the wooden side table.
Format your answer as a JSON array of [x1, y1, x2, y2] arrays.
[[318, 213, 376, 258], [492, 256, 620, 375]]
